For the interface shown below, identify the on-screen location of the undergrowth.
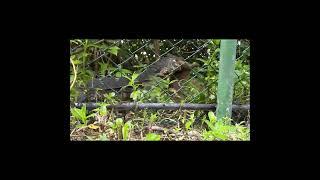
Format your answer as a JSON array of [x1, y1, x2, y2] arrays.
[[70, 39, 250, 141]]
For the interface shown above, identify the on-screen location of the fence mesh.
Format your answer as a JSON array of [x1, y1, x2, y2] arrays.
[[70, 39, 249, 107]]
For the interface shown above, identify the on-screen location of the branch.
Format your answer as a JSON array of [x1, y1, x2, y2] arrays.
[[70, 57, 77, 90]]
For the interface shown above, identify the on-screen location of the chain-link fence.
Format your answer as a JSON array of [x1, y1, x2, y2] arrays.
[[70, 39, 250, 116], [70, 39, 250, 140]]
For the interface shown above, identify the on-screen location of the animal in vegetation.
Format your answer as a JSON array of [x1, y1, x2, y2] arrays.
[[77, 54, 198, 103]]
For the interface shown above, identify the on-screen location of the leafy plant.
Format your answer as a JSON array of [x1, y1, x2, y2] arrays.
[[103, 92, 117, 104], [158, 78, 178, 90], [92, 102, 108, 116], [70, 105, 95, 126], [115, 118, 123, 127], [122, 72, 145, 101], [202, 114, 250, 141], [115, 118, 124, 140], [107, 65, 133, 78], [70, 39, 250, 141], [124, 72, 140, 89], [98, 62, 110, 77], [185, 113, 195, 131], [149, 113, 158, 123], [130, 90, 143, 101], [203, 111, 217, 130]]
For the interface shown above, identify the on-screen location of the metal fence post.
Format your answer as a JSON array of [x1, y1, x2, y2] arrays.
[[216, 39, 237, 123]]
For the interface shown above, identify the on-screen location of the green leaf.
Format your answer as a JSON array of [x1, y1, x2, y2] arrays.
[[120, 69, 132, 74], [115, 72, 122, 78], [181, 114, 186, 124], [150, 113, 157, 122], [190, 113, 195, 122], [75, 123, 86, 129], [87, 113, 96, 118], [145, 133, 161, 141], [73, 59, 82, 65], [213, 131, 228, 140], [108, 46, 120, 56], [213, 40, 221, 46], [185, 121, 193, 130], [130, 91, 138, 100], [108, 122, 116, 129], [122, 121, 132, 140], [70, 105, 88, 124], [99, 133, 108, 141], [99, 63, 109, 76], [204, 120, 215, 131], [79, 52, 89, 59], [115, 118, 123, 128], [131, 72, 139, 82], [208, 111, 216, 124], [214, 48, 220, 54], [130, 90, 141, 101]]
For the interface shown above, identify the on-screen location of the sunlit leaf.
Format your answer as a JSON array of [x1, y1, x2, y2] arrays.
[[73, 59, 82, 65], [108, 46, 120, 56], [145, 133, 161, 141], [115, 118, 123, 127], [130, 90, 141, 101], [208, 111, 216, 124], [204, 120, 215, 131], [122, 121, 132, 140], [131, 72, 139, 82], [185, 121, 193, 130]]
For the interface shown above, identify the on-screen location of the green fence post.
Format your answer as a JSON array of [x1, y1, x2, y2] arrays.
[[216, 39, 237, 123]]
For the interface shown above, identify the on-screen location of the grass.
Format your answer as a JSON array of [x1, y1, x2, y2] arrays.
[[70, 105, 250, 141]]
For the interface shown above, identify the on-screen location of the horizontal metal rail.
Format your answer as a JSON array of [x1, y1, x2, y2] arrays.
[[74, 102, 250, 111]]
